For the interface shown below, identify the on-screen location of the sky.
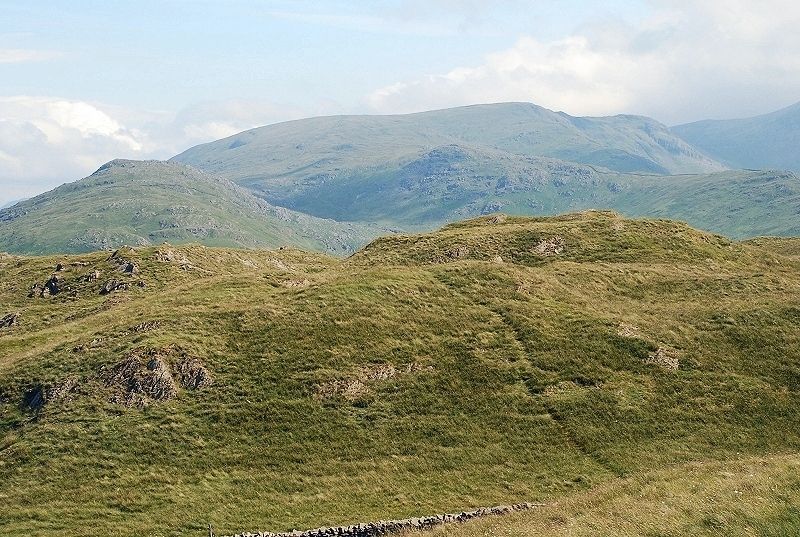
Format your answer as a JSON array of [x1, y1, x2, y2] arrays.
[[1, 0, 800, 204]]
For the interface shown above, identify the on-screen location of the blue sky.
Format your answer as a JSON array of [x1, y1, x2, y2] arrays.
[[1, 0, 799, 203], [2, 1, 648, 111]]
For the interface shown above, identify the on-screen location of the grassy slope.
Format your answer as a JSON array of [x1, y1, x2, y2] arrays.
[[426, 454, 800, 537], [1, 212, 799, 536], [256, 144, 800, 238], [0, 160, 382, 256], [171, 103, 723, 198], [673, 101, 800, 171]]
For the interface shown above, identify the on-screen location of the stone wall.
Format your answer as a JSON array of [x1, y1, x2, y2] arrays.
[[222, 502, 539, 537]]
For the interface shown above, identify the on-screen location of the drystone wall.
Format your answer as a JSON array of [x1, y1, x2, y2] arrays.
[[223, 503, 538, 537]]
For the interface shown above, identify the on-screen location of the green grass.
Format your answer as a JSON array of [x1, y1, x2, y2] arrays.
[[423, 454, 800, 537], [1, 212, 799, 536], [0, 159, 381, 256]]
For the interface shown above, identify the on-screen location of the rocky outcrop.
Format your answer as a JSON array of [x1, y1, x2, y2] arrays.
[[314, 363, 428, 402], [102, 355, 178, 407], [101, 348, 213, 408], [645, 346, 680, 370], [23, 346, 212, 411], [223, 503, 539, 537], [100, 279, 130, 295], [0, 312, 19, 329], [28, 274, 65, 298], [84, 270, 102, 282], [24, 377, 80, 410], [131, 320, 160, 333], [532, 236, 565, 256], [173, 356, 213, 390], [616, 323, 640, 338]]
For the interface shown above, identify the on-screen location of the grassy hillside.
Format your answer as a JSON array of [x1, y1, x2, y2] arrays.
[[232, 143, 799, 238], [0, 159, 382, 255], [429, 454, 800, 537], [1, 212, 799, 536], [673, 101, 800, 171], [171, 103, 723, 198]]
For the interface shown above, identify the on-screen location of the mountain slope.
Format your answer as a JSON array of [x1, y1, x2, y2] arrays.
[[0, 160, 382, 255], [1, 212, 799, 536], [171, 103, 724, 197], [199, 141, 798, 239], [673, 101, 800, 171]]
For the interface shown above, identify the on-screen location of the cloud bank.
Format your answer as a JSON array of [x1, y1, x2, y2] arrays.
[[3, 1, 800, 205], [366, 1, 800, 123], [0, 97, 304, 203]]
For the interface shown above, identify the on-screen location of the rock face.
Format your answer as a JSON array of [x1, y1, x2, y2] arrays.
[[23, 346, 213, 411], [103, 355, 178, 407], [101, 347, 213, 408], [532, 236, 565, 256], [100, 279, 130, 295], [0, 312, 19, 329], [645, 346, 680, 370], [223, 503, 538, 537]]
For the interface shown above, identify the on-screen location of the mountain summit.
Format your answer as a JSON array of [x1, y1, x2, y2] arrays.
[[0, 160, 379, 255], [172, 102, 724, 198]]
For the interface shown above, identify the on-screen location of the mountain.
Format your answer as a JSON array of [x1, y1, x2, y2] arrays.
[[1, 212, 799, 536], [172, 102, 724, 194], [0, 159, 382, 255], [197, 138, 800, 238], [0, 199, 25, 210], [673, 101, 800, 171]]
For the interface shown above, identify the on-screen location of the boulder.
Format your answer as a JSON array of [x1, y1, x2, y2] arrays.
[[42, 274, 63, 296], [84, 270, 101, 282], [645, 346, 680, 370], [100, 279, 129, 295], [0, 312, 19, 328], [532, 236, 565, 256], [174, 356, 213, 389]]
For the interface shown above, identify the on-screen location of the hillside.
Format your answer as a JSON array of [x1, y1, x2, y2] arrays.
[[0, 160, 382, 255], [190, 140, 798, 239], [171, 103, 724, 198], [1, 212, 799, 536], [673, 101, 800, 171]]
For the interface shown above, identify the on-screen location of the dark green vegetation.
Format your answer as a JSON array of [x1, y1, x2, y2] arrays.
[[1, 212, 799, 536], [673, 100, 800, 171], [0, 160, 381, 255]]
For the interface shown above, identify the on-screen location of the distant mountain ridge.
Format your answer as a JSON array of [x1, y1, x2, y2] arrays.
[[0, 160, 381, 255], [242, 140, 798, 238], [673, 101, 800, 171], [0, 198, 25, 210], [4, 101, 800, 257], [172, 102, 724, 199]]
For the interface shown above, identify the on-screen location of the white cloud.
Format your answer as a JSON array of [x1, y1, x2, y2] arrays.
[[366, 0, 800, 123], [0, 48, 61, 63], [0, 97, 151, 202], [0, 96, 307, 204], [168, 99, 306, 147]]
